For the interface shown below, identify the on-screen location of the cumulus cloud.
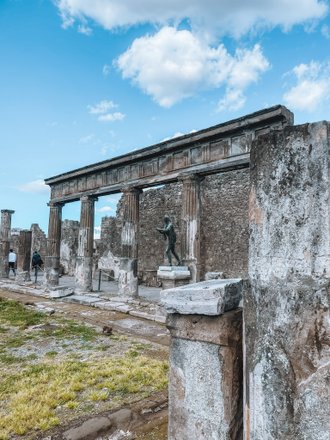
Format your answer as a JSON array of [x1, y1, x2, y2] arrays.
[[18, 179, 50, 194], [102, 64, 111, 76], [88, 100, 117, 114], [97, 206, 113, 213], [283, 61, 330, 111], [116, 27, 269, 108], [98, 112, 125, 122], [88, 100, 126, 122], [55, 0, 327, 38]]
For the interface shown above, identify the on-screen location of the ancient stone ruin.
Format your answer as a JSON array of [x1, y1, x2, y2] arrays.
[[0, 105, 329, 439]]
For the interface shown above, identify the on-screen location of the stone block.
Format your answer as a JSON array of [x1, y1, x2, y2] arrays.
[[63, 416, 112, 440], [161, 279, 243, 315]]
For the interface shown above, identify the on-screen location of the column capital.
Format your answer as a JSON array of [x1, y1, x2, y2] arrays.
[[179, 173, 200, 184], [121, 186, 142, 195], [47, 201, 65, 208], [1, 209, 15, 214], [80, 194, 98, 203]]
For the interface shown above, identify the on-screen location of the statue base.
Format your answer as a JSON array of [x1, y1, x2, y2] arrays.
[[157, 265, 191, 290]]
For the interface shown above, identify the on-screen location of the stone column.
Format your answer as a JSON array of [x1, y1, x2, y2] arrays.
[[16, 230, 32, 282], [161, 279, 244, 440], [118, 187, 141, 296], [75, 195, 96, 292], [246, 122, 330, 440], [180, 174, 201, 282], [0, 209, 15, 278], [44, 202, 63, 287]]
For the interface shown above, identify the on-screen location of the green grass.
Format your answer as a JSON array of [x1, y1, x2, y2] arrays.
[[0, 354, 168, 439], [0, 298, 45, 329], [0, 298, 169, 440]]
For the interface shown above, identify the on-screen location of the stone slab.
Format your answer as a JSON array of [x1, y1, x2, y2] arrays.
[[63, 416, 112, 440], [49, 288, 74, 298], [161, 279, 243, 315], [62, 295, 103, 305], [158, 266, 189, 271]]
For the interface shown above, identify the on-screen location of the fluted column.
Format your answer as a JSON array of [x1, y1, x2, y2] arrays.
[[44, 202, 63, 286], [0, 209, 15, 278], [16, 230, 32, 282], [75, 195, 97, 292], [180, 174, 201, 282], [118, 187, 141, 296]]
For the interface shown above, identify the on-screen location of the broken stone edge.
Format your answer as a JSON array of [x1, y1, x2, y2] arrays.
[[160, 278, 243, 315]]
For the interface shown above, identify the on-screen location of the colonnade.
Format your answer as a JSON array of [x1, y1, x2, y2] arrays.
[[44, 173, 202, 295]]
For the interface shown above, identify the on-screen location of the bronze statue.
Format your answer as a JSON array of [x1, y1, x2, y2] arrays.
[[157, 215, 181, 266]]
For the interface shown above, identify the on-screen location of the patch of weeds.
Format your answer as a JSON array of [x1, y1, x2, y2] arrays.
[[0, 353, 168, 439], [44, 318, 98, 341], [0, 353, 25, 365], [45, 351, 58, 358], [0, 298, 45, 329]]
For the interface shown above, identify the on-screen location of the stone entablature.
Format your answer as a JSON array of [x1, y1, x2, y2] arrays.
[[45, 105, 293, 203]]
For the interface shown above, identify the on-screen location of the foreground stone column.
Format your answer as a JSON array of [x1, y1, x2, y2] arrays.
[[44, 202, 63, 287], [246, 122, 330, 440], [162, 279, 244, 440], [0, 209, 15, 278], [118, 187, 141, 296], [75, 195, 96, 292], [180, 174, 201, 282], [16, 230, 32, 282]]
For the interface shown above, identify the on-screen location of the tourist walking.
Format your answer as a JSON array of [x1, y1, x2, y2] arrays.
[[8, 249, 16, 276]]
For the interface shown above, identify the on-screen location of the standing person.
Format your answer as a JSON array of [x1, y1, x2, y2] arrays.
[[156, 215, 181, 266], [8, 249, 17, 276], [31, 250, 43, 269]]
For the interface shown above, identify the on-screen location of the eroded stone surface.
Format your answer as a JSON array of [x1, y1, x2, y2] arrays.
[[246, 122, 330, 440], [161, 279, 243, 315]]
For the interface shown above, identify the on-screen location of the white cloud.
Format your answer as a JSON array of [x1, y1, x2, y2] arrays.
[[116, 27, 269, 108], [88, 100, 117, 114], [97, 206, 113, 213], [55, 0, 327, 39], [321, 24, 330, 38], [78, 24, 92, 35], [98, 112, 125, 122], [94, 226, 101, 239], [102, 64, 111, 76], [18, 179, 50, 194], [283, 61, 330, 111]]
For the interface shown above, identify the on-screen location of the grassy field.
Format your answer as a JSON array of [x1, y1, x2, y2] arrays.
[[0, 297, 168, 440]]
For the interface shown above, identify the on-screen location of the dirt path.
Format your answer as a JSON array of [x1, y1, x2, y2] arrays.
[[0, 289, 170, 346]]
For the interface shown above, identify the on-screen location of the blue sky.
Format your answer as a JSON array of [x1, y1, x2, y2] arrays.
[[1, 0, 330, 236]]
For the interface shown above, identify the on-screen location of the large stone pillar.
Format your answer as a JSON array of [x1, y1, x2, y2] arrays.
[[16, 230, 32, 282], [0, 209, 15, 278], [161, 279, 244, 440], [118, 187, 141, 296], [75, 195, 96, 292], [44, 202, 63, 287], [246, 122, 330, 439], [180, 174, 201, 282]]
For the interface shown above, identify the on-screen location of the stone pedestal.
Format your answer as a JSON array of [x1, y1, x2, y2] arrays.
[[157, 265, 191, 290], [161, 279, 243, 440]]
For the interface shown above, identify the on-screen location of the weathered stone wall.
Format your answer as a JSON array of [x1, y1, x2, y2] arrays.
[[60, 220, 79, 276], [200, 169, 249, 278], [246, 122, 330, 439], [97, 216, 121, 279], [139, 183, 183, 274], [30, 223, 47, 259], [99, 172, 249, 282]]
